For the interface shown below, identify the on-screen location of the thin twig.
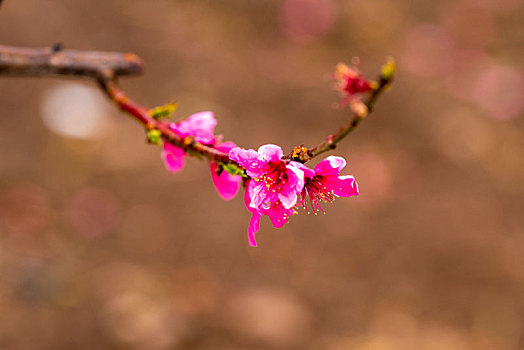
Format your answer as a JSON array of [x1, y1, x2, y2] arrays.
[[288, 71, 394, 163], [96, 72, 232, 163], [309, 75, 392, 158], [0, 43, 393, 168]]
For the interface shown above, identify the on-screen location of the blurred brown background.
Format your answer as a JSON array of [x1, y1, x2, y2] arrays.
[[1, 0, 523, 349]]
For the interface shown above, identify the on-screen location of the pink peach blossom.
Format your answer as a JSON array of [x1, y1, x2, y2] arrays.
[[230, 144, 306, 246], [161, 111, 217, 174], [229, 144, 305, 211], [161, 111, 242, 201], [333, 63, 373, 115]]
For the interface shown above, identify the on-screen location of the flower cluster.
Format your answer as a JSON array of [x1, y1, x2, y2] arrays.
[[161, 120, 359, 246], [230, 144, 359, 246], [158, 61, 376, 246], [161, 111, 242, 200], [333, 62, 374, 116]]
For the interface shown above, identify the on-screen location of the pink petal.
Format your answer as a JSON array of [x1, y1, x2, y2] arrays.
[[244, 180, 256, 210], [293, 161, 315, 179], [287, 161, 306, 192], [314, 156, 346, 176], [258, 144, 284, 163], [278, 186, 298, 209], [161, 142, 187, 173], [248, 180, 278, 210], [266, 203, 292, 229], [248, 211, 261, 247], [244, 183, 261, 247], [215, 141, 237, 153], [277, 165, 305, 208], [324, 175, 359, 197], [210, 162, 242, 201], [334, 175, 359, 197], [229, 147, 266, 178], [172, 111, 216, 144]]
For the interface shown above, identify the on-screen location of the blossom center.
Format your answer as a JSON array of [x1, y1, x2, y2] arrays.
[[300, 176, 335, 214], [344, 76, 372, 95], [260, 161, 288, 189]]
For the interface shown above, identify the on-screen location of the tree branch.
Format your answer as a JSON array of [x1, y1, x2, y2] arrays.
[[0, 44, 393, 169], [307, 74, 392, 159], [0, 44, 233, 164], [96, 72, 232, 163], [287, 60, 395, 163], [0, 44, 143, 78]]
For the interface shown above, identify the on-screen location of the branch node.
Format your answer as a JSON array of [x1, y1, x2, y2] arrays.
[[327, 135, 336, 149], [51, 42, 63, 53]]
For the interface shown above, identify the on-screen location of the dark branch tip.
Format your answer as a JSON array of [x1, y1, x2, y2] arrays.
[[51, 42, 64, 53]]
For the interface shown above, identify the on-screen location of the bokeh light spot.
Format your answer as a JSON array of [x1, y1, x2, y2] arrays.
[[441, 1, 495, 48], [67, 187, 121, 238], [103, 292, 184, 349], [226, 288, 312, 347], [40, 83, 111, 139], [434, 108, 495, 163], [280, 0, 336, 42], [472, 64, 524, 120], [445, 48, 492, 101], [0, 183, 50, 236], [401, 24, 454, 77]]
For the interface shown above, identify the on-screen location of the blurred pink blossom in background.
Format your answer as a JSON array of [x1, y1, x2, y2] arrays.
[[280, 0, 336, 42], [401, 24, 454, 78], [472, 64, 524, 120], [67, 187, 121, 238]]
